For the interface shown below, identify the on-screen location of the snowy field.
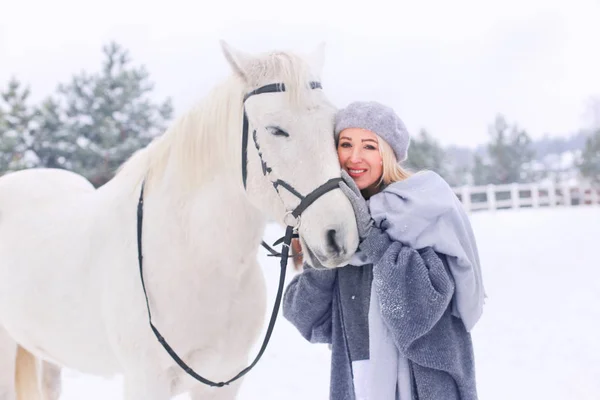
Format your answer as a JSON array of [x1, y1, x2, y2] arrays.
[[57, 206, 600, 400]]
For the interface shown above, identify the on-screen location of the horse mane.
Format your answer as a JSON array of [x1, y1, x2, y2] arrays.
[[114, 49, 319, 193]]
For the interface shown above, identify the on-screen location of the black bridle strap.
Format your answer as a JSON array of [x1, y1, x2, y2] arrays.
[[241, 81, 322, 189], [260, 177, 342, 257], [291, 178, 342, 218], [241, 110, 250, 190], [261, 235, 299, 258], [243, 81, 322, 102], [273, 180, 304, 201], [137, 179, 338, 387], [137, 183, 226, 386], [138, 183, 298, 387]]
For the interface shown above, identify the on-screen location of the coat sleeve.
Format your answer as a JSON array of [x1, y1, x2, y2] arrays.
[[282, 266, 337, 344], [360, 228, 478, 399]]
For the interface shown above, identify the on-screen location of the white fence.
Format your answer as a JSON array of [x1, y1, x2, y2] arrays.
[[453, 182, 600, 213]]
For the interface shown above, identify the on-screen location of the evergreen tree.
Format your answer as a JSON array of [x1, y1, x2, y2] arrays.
[[405, 129, 471, 186], [57, 41, 173, 186], [406, 129, 445, 171], [406, 129, 449, 176], [0, 78, 38, 172], [577, 129, 600, 186], [485, 114, 534, 184], [30, 97, 75, 169]]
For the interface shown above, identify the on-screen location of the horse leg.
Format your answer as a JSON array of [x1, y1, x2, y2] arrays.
[[0, 326, 17, 400], [188, 378, 244, 400], [123, 370, 171, 400], [40, 361, 62, 400]]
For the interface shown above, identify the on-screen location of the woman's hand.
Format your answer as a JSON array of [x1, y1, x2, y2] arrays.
[[338, 170, 374, 240]]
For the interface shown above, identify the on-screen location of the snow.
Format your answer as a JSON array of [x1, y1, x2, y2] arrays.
[[57, 206, 600, 399]]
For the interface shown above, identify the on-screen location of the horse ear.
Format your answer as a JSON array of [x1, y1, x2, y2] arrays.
[[306, 41, 326, 77], [220, 40, 254, 82]]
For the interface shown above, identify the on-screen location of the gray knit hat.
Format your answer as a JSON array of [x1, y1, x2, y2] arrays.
[[334, 101, 410, 161]]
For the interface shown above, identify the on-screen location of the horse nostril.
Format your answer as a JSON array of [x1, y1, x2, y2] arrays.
[[327, 229, 341, 255]]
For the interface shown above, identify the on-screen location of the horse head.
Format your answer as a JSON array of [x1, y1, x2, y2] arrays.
[[221, 41, 359, 269]]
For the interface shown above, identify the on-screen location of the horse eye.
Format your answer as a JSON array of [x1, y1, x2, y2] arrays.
[[267, 126, 289, 138]]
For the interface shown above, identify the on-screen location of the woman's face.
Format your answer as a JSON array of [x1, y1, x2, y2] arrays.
[[337, 128, 383, 193]]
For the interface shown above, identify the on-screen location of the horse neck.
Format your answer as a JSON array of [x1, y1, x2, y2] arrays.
[[149, 77, 246, 190], [102, 76, 267, 241]]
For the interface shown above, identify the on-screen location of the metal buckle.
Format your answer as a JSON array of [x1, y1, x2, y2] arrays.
[[283, 211, 301, 231]]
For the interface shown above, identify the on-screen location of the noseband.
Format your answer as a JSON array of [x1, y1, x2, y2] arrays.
[[136, 81, 341, 387]]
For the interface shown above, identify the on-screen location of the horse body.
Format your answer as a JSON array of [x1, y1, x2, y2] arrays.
[[0, 168, 122, 375], [90, 164, 270, 391], [0, 166, 269, 389], [0, 41, 359, 399]]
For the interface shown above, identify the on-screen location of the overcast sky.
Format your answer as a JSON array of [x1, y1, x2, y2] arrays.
[[1, 0, 599, 147]]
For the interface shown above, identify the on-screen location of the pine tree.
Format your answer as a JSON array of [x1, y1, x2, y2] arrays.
[[57, 42, 173, 186], [485, 114, 534, 184], [405, 129, 471, 186], [405, 129, 448, 176], [577, 129, 600, 186], [0, 78, 38, 173], [30, 97, 75, 169]]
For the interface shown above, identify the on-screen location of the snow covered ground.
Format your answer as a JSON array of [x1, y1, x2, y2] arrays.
[[58, 206, 600, 399]]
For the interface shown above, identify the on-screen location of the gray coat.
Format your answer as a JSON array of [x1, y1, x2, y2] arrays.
[[282, 172, 480, 400], [282, 231, 478, 399]]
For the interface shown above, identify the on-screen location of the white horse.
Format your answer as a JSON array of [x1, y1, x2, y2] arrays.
[[0, 41, 359, 400]]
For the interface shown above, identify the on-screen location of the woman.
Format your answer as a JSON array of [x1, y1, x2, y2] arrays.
[[282, 101, 485, 400]]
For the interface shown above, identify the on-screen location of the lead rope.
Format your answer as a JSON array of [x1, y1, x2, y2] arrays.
[[137, 181, 296, 387]]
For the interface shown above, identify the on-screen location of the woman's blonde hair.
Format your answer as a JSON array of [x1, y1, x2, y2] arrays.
[[377, 135, 412, 185]]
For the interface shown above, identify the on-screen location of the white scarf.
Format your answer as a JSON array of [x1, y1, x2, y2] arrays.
[[350, 277, 413, 400], [366, 283, 413, 400]]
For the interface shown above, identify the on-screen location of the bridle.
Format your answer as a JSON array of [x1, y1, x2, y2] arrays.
[[136, 81, 342, 387]]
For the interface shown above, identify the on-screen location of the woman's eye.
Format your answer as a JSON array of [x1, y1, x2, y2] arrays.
[[267, 126, 289, 137], [340, 142, 351, 148], [365, 145, 377, 150]]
